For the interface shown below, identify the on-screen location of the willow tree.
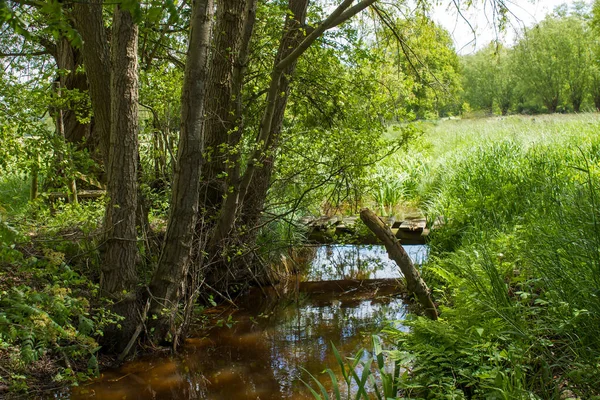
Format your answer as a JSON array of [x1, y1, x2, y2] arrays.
[[1, 0, 515, 351], [151, 0, 381, 341], [512, 13, 587, 113]]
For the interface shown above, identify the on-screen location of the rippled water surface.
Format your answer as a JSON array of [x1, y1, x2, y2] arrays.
[[54, 245, 426, 399]]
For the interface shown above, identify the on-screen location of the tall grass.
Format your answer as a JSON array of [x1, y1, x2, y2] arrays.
[[394, 114, 600, 397], [308, 114, 600, 399]]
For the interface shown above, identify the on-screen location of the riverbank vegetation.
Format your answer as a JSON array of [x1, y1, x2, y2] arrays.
[[1, 0, 600, 396], [308, 114, 600, 398], [392, 115, 600, 398]]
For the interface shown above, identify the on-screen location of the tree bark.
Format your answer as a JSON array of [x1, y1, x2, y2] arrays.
[[236, 0, 309, 232], [148, 0, 214, 343], [197, 0, 257, 295], [202, 0, 310, 292], [54, 38, 98, 158], [359, 208, 438, 320], [101, 5, 140, 350], [204, 0, 377, 294], [200, 0, 251, 215], [73, 0, 112, 168]]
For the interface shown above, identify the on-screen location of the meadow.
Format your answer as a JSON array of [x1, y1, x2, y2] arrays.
[[372, 113, 600, 398]]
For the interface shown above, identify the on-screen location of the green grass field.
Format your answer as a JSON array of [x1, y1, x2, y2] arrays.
[[375, 113, 600, 398]]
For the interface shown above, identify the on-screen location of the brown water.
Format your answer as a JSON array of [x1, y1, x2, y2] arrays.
[[54, 245, 425, 400]]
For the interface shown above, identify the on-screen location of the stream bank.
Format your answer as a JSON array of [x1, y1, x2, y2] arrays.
[[50, 244, 426, 399]]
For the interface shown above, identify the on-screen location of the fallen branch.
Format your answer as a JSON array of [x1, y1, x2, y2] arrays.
[[118, 298, 150, 363], [359, 208, 438, 320]]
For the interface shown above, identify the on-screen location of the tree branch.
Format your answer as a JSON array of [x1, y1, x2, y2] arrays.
[[0, 50, 49, 57]]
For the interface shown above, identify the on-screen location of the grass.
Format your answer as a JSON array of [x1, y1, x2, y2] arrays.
[[0, 174, 30, 216], [306, 113, 600, 399], [392, 113, 600, 398]]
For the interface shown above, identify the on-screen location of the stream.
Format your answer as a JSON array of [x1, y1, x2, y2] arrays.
[[52, 245, 427, 399]]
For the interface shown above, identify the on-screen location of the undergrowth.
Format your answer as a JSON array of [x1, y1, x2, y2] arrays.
[[0, 174, 115, 394]]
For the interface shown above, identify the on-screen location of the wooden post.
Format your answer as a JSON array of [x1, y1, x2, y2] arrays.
[[359, 208, 438, 320]]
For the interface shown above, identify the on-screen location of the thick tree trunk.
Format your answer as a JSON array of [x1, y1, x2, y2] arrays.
[[148, 0, 214, 343], [200, 0, 250, 214], [359, 208, 438, 320], [73, 0, 112, 168], [198, 0, 258, 295], [101, 5, 140, 351]]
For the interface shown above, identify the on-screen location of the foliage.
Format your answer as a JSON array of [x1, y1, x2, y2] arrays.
[[307, 115, 600, 399], [302, 337, 401, 400], [0, 172, 110, 391], [461, 43, 516, 115], [463, 3, 598, 115], [369, 12, 463, 121], [385, 115, 600, 398], [0, 242, 118, 391]]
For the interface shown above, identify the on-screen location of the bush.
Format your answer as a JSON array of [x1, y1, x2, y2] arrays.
[[0, 243, 119, 391]]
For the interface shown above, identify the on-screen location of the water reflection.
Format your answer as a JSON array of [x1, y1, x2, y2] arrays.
[[54, 245, 420, 400], [304, 244, 428, 281], [63, 295, 405, 400]]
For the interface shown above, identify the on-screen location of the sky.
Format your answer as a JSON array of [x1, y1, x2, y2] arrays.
[[431, 0, 580, 54]]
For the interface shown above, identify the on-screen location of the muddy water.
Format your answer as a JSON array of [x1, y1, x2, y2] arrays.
[[60, 245, 425, 400]]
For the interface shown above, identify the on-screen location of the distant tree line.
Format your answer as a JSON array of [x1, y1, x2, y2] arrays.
[[461, 2, 600, 115]]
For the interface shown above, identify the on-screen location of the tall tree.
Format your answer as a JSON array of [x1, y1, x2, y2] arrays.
[[513, 16, 570, 113], [148, 0, 214, 343], [562, 15, 592, 112], [461, 43, 515, 115], [200, 0, 254, 215], [73, 0, 112, 168], [101, 4, 140, 350]]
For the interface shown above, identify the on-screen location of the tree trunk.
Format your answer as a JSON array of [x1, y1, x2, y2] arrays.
[[573, 97, 582, 113], [202, 0, 310, 292], [545, 96, 559, 113], [359, 208, 438, 320], [236, 0, 309, 230], [200, 0, 250, 215], [205, 0, 376, 294], [73, 0, 112, 169], [54, 38, 99, 159], [54, 84, 78, 204], [101, 5, 140, 351], [198, 0, 258, 295], [148, 0, 214, 344]]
